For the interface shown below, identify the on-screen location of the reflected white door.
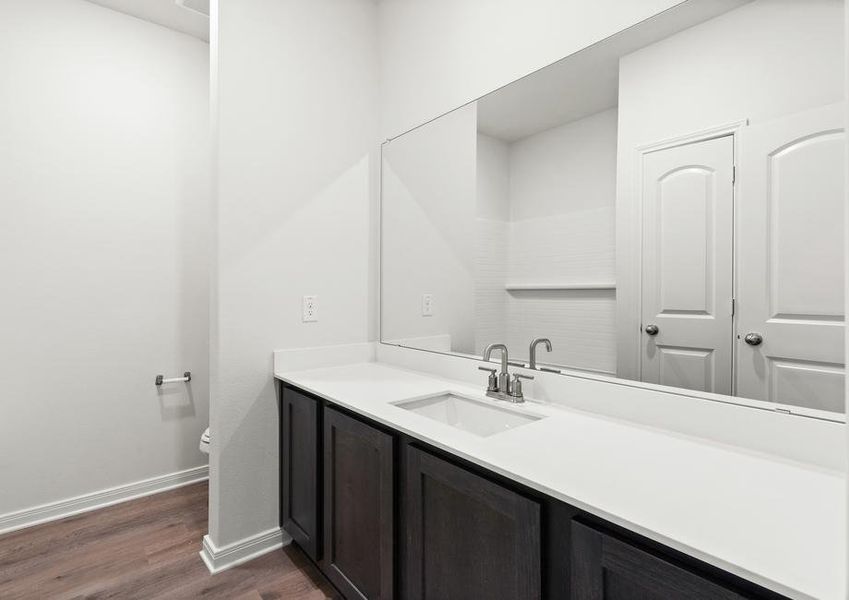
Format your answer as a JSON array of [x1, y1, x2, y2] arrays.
[[736, 104, 845, 412], [640, 136, 734, 395]]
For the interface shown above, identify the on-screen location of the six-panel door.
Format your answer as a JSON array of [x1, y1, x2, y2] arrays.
[[281, 386, 321, 560], [403, 446, 542, 600], [323, 407, 395, 600]]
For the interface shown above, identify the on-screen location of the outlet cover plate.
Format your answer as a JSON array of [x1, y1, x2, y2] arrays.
[[302, 295, 318, 322], [421, 294, 433, 317]]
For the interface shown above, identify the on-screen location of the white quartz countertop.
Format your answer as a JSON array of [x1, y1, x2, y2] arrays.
[[274, 362, 845, 600]]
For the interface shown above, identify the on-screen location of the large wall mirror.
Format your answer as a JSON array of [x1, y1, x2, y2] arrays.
[[381, 0, 846, 421]]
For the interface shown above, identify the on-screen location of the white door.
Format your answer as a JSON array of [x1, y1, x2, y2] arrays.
[[736, 103, 845, 413], [640, 135, 735, 395]]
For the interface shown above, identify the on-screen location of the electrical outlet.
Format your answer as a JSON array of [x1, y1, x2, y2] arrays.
[[302, 295, 318, 322], [421, 294, 434, 317]]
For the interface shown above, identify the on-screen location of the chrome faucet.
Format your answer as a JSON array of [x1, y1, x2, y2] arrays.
[[529, 338, 552, 369], [482, 343, 510, 393], [480, 343, 534, 402]]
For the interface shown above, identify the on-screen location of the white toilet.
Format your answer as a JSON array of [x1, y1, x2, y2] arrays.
[[199, 427, 210, 454]]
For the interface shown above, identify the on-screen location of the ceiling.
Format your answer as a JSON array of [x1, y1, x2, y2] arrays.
[[476, 0, 751, 142], [84, 0, 209, 42]]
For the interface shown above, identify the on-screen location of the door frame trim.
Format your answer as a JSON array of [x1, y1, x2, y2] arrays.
[[634, 119, 749, 155]]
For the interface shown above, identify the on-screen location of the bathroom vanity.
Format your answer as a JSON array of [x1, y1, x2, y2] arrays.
[[276, 2, 847, 598], [275, 357, 842, 600]]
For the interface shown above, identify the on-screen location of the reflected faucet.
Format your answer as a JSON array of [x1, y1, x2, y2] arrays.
[[483, 343, 510, 394], [529, 338, 552, 370]]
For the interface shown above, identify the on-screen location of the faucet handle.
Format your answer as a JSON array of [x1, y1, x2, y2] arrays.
[[509, 373, 534, 400], [478, 366, 499, 392]]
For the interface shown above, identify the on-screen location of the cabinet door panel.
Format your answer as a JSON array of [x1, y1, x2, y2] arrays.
[[323, 408, 394, 600], [571, 522, 746, 600], [404, 446, 541, 600], [281, 386, 321, 560]]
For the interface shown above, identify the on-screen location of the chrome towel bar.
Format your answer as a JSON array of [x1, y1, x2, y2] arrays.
[[155, 371, 191, 386]]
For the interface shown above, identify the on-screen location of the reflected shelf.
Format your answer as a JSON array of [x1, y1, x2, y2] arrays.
[[504, 282, 616, 291]]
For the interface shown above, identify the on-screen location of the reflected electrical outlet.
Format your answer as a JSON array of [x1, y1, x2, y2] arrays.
[[421, 294, 434, 317]]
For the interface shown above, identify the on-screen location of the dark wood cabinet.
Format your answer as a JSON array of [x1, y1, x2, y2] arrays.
[[571, 521, 748, 600], [279, 383, 788, 600], [280, 386, 321, 560], [322, 408, 395, 600], [403, 445, 542, 600]]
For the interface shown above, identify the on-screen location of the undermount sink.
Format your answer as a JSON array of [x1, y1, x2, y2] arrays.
[[393, 392, 544, 437]]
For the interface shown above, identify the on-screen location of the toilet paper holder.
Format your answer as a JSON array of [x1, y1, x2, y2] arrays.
[[155, 372, 192, 386]]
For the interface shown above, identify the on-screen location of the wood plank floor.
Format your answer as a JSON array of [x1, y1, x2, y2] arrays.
[[0, 482, 339, 599]]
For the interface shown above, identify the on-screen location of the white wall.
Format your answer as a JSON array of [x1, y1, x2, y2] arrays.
[[615, 0, 846, 379], [474, 112, 620, 371], [474, 133, 511, 354], [508, 109, 618, 222], [0, 0, 209, 518], [390, 108, 619, 368], [377, 0, 685, 139], [505, 109, 618, 371], [210, 0, 378, 547], [382, 104, 478, 354], [845, 0, 849, 585]]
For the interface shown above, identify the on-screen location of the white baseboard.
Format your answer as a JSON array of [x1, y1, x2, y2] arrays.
[[200, 527, 292, 574], [0, 464, 209, 536]]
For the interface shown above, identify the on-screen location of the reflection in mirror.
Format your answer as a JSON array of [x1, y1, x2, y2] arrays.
[[381, 0, 846, 418]]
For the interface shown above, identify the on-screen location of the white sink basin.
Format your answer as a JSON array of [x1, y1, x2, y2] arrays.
[[393, 392, 544, 437]]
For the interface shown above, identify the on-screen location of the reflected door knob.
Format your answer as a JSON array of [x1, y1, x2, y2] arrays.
[[744, 332, 763, 346], [644, 324, 659, 336]]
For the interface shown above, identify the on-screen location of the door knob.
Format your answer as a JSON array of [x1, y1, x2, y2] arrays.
[[644, 324, 659, 336], [744, 332, 763, 346]]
